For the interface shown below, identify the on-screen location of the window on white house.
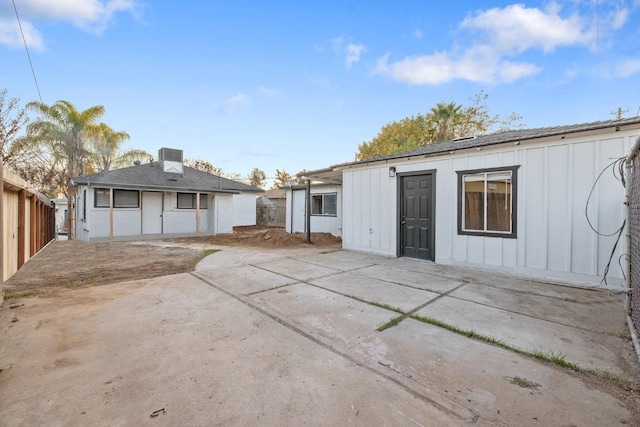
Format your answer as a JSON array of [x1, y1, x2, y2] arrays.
[[311, 193, 337, 216], [95, 188, 140, 208], [94, 188, 110, 208], [177, 193, 208, 209], [457, 166, 519, 238], [113, 190, 139, 208]]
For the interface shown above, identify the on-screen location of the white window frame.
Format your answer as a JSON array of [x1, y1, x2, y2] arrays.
[[311, 193, 337, 216]]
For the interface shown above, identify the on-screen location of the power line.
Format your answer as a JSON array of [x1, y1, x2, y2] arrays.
[[12, 0, 43, 103]]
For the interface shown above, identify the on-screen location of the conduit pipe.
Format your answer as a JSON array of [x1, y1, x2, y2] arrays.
[[624, 135, 640, 362]]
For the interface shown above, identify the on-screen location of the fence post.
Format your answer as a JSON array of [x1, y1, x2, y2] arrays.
[[0, 159, 4, 299]]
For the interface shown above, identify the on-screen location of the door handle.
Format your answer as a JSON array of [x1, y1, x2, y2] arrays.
[[401, 220, 406, 225]]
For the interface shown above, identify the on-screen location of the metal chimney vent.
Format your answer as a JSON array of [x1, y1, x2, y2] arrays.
[[158, 148, 183, 163]]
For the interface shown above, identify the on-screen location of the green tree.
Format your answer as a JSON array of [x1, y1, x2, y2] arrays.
[[89, 123, 152, 171], [27, 100, 105, 179], [356, 115, 433, 160], [26, 100, 106, 239], [0, 89, 63, 198], [356, 91, 525, 160], [272, 169, 294, 189], [428, 101, 464, 142], [1, 89, 30, 161], [248, 167, 266, 188], [184, 158, 244, 183], [184, 158, 224, 176]]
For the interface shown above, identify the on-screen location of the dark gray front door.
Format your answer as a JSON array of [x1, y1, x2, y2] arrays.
[[400, 174, 435, 261]]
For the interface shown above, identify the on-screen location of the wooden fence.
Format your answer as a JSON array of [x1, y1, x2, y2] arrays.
[[1, 163, 55, 298]]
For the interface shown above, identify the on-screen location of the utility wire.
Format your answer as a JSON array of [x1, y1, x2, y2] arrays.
[[12, 0, 43, 103]]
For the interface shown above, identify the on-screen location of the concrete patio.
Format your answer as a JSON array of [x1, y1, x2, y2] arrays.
[[193, 246, 639, 425], [1, 244, 638, 426]]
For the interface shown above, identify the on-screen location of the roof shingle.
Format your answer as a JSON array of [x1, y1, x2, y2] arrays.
[[71, 162, 263, 194]]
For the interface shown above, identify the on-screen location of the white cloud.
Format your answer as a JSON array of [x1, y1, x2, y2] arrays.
[[497, 61, 542, 83], [0, 0, 142, 49], [460, 4, 592, 54], [374, 4, 591, 86], [373, 48, 541, 85], [258, 87, 280, 98], [616, 59, 640, 77], [562, 65, 579, 81], [329, 36, 366, 68], [0, 17, 44, 50], [222, 94, 249, 113], [345, 43, 365, 68], [611, 7, 629, 30], [413, 29, 423, 40]]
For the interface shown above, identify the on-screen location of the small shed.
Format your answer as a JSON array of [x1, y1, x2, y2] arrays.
[[68, 148, 262, 241], [300, 117, 640, 289], [52, 198, 68, 237], [284, 183, 342, 237]]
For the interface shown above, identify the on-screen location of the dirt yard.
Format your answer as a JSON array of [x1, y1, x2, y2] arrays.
[[3, 227, 341, 297]]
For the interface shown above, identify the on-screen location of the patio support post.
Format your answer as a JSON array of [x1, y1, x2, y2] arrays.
[[306, 179, 311, 244], [109, 188, 114, 240], [196, 192, 201, 236]]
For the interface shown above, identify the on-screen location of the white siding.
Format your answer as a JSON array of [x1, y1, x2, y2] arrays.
[[286, 186, 342, 237], [286, 189, 306, 233], [233, 193, 257, 226], [79, 188, 240, 240], [341, 129, 637, 288], [113, 210, 142, 236], [215, 195, 234, 233], [342, 169, 397, 255]]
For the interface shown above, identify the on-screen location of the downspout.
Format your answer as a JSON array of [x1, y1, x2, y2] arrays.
[[625, 135, 640, 362], [289, 188, 294, 234]]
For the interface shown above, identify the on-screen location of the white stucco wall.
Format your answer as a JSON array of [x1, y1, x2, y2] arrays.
[[341, 129, 638, 288], [75, 188, 245, 240], [215, 194, 234, 233], [232, 193, 257, 226], [286, 185, 342, 237]]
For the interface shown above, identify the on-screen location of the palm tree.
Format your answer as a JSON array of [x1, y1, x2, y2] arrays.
[[27, 100, 105, 177], [427, 101, 464, 142], [90, 123, 153, 171], [26, 100, 105, 239]]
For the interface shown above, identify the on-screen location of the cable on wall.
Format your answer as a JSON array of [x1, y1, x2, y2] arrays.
[[585, 156, 628, 286]]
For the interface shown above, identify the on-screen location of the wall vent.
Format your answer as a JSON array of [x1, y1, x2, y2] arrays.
[[453, 135, 477, 142]]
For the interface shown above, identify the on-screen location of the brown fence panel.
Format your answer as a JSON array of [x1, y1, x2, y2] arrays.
[[2, 169, 54, 284]]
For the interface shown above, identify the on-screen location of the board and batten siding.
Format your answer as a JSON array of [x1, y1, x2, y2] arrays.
[[342, 131, 635, 288]]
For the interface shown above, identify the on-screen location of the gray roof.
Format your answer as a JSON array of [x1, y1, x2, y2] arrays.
[[71, 162, 263, 194], [303, 116, 640, 177]]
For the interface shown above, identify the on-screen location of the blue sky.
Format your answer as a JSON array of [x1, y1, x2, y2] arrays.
[[1, 1, 639, 183]]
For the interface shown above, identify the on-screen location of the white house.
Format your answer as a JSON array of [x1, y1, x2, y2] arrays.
[[69, 148, 262, 241], [284, 183, 342, 237], [299, 117, 640, 289], [52, 197, 68, 236]]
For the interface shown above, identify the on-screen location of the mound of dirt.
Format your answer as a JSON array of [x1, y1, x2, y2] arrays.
[[3, 227, 341, 296], [169, 226, 342, 248]]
